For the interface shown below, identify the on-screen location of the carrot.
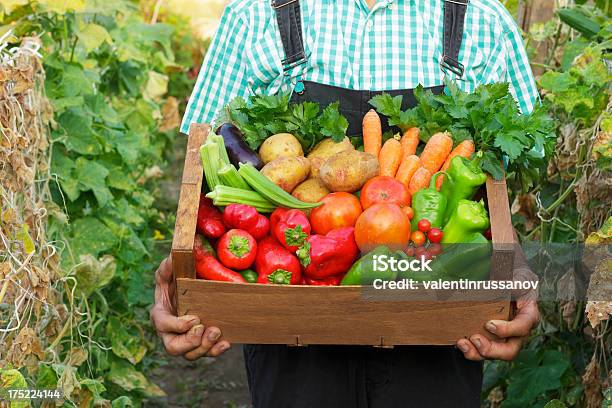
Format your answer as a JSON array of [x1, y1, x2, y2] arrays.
[[436, 140, 476, 190], [379, 138, 402, 177], [395, 155, 421, 188], [419, 132, 453, 174], [400, 127, 420, 160], [363, 109, 382, 157], [407, 167, 432, 196]]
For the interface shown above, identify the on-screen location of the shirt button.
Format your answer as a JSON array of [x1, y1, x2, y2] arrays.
[[366, 20, 373, 30]]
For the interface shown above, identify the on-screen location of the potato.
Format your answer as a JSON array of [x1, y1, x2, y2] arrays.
[[259, 133, 303, 164], [307, 137, 354, 179], [291, 179, 330, 203], [319, 150, 379, 193], [260, 156, 310, 193]]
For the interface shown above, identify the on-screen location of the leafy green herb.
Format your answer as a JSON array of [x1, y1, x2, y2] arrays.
[[369, 81, 556, 191], [218, 94, 348, 152]]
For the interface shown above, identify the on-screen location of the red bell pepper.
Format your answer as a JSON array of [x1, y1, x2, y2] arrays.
[[193, 235, 246, 283], [299, 227, 359, 280], [249, 214, 270, 240], [197, 196, 226, 239], [223, 204, 270, 240], [255, 237, 302, 285], [217, 229, 257, 270], [303, 275, 343, 286], [271, 208, 311, 252]]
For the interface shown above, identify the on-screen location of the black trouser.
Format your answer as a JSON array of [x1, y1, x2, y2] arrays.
[[244, 345, 483, 408]]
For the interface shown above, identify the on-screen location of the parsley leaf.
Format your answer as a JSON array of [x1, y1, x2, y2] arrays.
[[218, 95, 349, 152]]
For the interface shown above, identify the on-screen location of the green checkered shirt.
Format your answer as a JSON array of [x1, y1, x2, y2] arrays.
[[181, 0, 539, 134]]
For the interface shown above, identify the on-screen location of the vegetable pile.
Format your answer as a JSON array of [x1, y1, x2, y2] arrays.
[[194, 83, 551, 286]]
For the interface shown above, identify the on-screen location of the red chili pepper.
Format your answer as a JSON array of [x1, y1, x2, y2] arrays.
[[271, 208, 311, 252], [197, 195, 226, 239], [193, 235, 246, 283], [255, 237, 302, 285], [248, 214, 270, 240], [303, 275, 343, 286], [299, 227, 359, 280], [217, 229, 257, 270]]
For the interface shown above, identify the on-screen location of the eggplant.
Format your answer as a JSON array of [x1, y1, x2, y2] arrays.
[[216, 123, 263, 170]]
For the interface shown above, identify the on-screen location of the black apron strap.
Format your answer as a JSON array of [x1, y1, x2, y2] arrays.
[[441, 0, 469, 78], [271, 0, 307, 73]]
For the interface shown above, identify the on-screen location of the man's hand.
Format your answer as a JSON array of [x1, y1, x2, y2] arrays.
[[457, 298, 539, 361], [151, 257, 230, 360]]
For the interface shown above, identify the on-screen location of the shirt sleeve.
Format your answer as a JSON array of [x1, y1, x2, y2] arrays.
[[500, 12, 539, 114], [180, 7, 251, 134]]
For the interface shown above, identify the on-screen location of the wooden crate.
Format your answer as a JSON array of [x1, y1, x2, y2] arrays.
[[171, 124, 515, 346]]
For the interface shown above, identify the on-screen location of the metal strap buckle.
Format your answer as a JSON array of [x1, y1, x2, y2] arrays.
[[271, 0, 299, 9], [440, 55, 465, 78]]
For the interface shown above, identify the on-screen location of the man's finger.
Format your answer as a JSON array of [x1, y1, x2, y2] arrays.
[[206, 340, 231, 357], [162, 324, 205, 356], [469, 334, 523, 361], [155, 257, 173, 285], [152, 305, 200, 334], [485, 302, 538, 338], [456, 339, 484, 361], [183, 326, 223, 361]]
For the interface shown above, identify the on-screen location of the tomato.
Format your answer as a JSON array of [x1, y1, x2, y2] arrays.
[[410, 230, 426, 247], [428, 243, 443, 256], [360, 176, 411, 210], [415, 246, 432, 261], [427, 228, 443, 243], [404, 246, 415, 257], [354, 203, 411, 252], [310, 192, 362, 235], [401, 206, 414, 220], [417, 219, 431, 233]]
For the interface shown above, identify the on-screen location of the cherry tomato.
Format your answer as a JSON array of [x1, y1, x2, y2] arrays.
[[427, 228, 443, 243], [428, 243, 443, 256], [417, 219, 431, 233], [414, 246, 431, 261], [404, 246, 415, 257], [410, 230, 426, 247], [401, 206, 414, 220]]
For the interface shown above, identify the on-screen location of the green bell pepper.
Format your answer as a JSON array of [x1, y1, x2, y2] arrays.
[[430, 233, 492, 280], [441, 156, 487, 224], [340, 246, 398, 285], [411, 171, 448, 229], [442, 199, 490, 244]]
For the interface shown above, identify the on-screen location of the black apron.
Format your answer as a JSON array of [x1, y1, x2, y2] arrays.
[[245, 1, 482, 407]]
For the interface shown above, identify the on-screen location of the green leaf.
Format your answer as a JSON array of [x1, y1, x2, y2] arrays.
[[69, 217, 117, 258], [58, 109, 102, 155], [111, 396, 135, 408], [107, 317, 147, 364], [0, 368, 28, 408], [74, 254, 116, 295], [319, 102, 348, 142], [502, 350, 571, 407], [78, 23, 112, 52], [494, 130, 526, 160], [543, 400, 567, 408], [108, 360, 165, 397], [1, 0, 28, 14], [75, 157, 113, 206], [142, 71, 168, 102], [36, 0, 85, 13]]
